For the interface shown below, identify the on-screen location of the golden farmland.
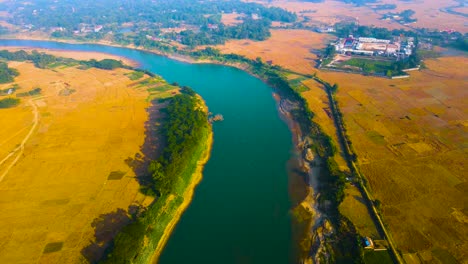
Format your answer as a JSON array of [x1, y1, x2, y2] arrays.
[[245, 0, 468, 33], [319, 56, 467, 262], [216, 29, 334, 74], [0, 58, 158, 263]]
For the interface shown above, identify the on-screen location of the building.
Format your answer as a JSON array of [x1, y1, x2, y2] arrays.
[[363, 237, 375, 250], [334, 36, 402, 56]]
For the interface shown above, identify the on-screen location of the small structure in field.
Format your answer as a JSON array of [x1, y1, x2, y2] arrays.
[[363, 237, 375, 250]]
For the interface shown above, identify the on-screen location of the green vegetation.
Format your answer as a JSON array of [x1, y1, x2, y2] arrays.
[[125, 71, 145, 81], [0, 61, 19, 83], [81, 59, 124, 70], [289, 77, 310, 92], [0, 84, 19, 96], [0, 97, 20, 108], [147, 88, 209, 196], [341, 58, 393, 74], [1, 0, 296, 46], [364, 250, 393, 264], [381, 9, 417, 24], [333, 23, 467, 52], [16, 87, 41, 97], [0, 49, 128, 71], [101, 88, 210, 263]]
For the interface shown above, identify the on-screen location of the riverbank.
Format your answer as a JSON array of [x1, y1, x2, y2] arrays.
[[150, 98, 213, 264], [0, 36, 320, 263]]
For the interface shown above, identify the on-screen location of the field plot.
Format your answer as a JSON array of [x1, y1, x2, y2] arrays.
[[318, 56, 468, 262], [245, 0, 467, 33], [244, 0, 409, 30], [0, 60, 155, 263], [300, 78, 348, 170], [377, 0, 467, 33], [216, 29, 334, 74]]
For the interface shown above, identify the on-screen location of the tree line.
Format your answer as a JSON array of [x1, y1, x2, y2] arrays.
[[0, 50, 126, 70], [0, 61, 19, 83], [148, 87, 209, 196], [100, 87, 210, 263], [2, 0, 296, 45]]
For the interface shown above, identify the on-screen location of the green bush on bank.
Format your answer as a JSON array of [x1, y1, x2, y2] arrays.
[[101, 89, 210, 264], [0, 97, 20, 108]]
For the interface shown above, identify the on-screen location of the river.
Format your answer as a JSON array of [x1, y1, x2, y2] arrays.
[[0, 39, 297, 263]]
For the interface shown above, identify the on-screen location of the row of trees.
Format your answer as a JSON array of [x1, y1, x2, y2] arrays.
[[0, 97, 20, 108], [0, 61, 19, 83], [2, 0, 296, 45], [148, 88, 208, 196], [0, 50, 126, 70], [101, 87, 209, 263]]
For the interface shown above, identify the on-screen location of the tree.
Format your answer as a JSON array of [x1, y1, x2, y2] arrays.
[[331, 83, 339, 93], [386, 70, 393, 78]]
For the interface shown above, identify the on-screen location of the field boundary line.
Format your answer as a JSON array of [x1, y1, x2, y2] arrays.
[[0, 98, 39, 183]]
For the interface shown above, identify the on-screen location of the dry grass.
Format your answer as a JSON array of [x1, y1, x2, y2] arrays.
[[244, 0, 468, 33], [216, 29, 334, 74], [221, 13, 244, 26], [0, 60, 154, 263], [318, 56, 468, 262], [377, 0, 467, 33], [339, 184, 380, 238]]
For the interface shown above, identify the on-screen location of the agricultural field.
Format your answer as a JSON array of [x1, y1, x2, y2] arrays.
[[0, 55, 176, 263], [317, 56, 468, 263], [216, 29, 334, 74], [244, 0, 468, 33]]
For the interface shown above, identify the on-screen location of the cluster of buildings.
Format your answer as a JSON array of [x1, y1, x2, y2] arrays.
[[73, 24, 103, 34], [334, 36, 415, 57]]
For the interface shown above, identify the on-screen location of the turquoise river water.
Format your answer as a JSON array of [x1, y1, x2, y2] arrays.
[[0, 40, 297, 264]]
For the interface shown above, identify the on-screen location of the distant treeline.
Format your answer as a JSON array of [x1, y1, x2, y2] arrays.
[[16, 87, 41, 97], [0, 50, 126, 70], [2, 0, 296, 45]]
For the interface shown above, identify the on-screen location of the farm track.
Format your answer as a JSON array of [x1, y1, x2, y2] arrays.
[[0, 98, 39, 183]]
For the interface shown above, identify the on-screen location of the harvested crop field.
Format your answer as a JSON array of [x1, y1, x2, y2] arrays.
[[317, 56, 468, 262], [216, 29, 334, 74], [245, 0, 468, 33], [0, 58, 156, 263]]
